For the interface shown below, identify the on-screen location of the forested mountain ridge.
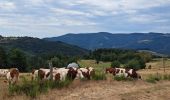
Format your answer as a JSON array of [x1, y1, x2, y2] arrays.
[[0, 36, 88, 56], [44, 32, 170, 55]]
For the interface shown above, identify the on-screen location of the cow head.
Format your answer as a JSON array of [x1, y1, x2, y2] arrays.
[[67, 67, 78, 80]]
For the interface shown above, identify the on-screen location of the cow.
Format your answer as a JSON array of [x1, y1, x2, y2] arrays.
[[31, 69, 39, 80], [35, 68, 60, 80], [5, 68, 19, 85], [77, 67, 95, 80], [52, 68, 69, 81], [0, 69, 9, 77], [67, 67, 78, 80], [105, 68, 116, 74], [112, 68, 141, 79]]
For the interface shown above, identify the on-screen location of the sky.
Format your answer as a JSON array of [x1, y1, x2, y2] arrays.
[[0, 0, 170, 38]]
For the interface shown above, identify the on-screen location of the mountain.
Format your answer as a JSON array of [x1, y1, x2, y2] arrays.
[[44, 32, 170, 55], [0, 36, 88, 56]]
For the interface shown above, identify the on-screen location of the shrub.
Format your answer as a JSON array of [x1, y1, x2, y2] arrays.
[[48, 79, 72, 89], [145, 74, 161, 83], [92, 72, 106, 80], [8, 77, 72, 98], [162, 74, 170, 80], [125, 59, 146, 70], [114, 75, 133, 81], [111, 61, 120, 68]]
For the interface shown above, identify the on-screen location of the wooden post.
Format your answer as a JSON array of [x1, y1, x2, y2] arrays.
[[163, 57, 165, 72], [49, 62, 53, 80]]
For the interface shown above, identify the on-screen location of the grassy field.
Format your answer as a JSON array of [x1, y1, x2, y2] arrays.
[[1, 59, 170, 100]]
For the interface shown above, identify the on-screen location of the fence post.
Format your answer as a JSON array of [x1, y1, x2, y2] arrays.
[[49, 62, 53, 80]]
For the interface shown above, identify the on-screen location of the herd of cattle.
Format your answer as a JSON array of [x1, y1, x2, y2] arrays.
[[0, 66, 141, 85]]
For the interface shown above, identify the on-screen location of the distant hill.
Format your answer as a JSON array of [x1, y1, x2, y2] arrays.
[[0, 36, 88, 56], [44, 32, 170, 55]]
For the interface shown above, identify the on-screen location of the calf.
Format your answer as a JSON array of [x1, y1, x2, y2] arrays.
[[6, 68, 19, 85]]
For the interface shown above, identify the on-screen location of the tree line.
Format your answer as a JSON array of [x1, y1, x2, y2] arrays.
[[89, 49, 153, 70], [0, 47, 153, 71], [0, 47, 79, 72]]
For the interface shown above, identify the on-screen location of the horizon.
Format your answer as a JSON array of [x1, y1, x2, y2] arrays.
[[0, 0, 170, 38], [1, 32, 170, 38]]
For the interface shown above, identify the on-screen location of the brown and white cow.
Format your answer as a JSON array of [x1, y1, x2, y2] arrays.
[[105, 68, 116, 74], [31, 69, 39, 80], [106, 67, 141, 79], [116, 68, 141, 79], [6, 68, 19, 85], [77, 67, 95, 80]]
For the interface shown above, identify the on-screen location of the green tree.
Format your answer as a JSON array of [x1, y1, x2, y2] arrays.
[[125, 59, 146, 70], [111, 60, 120, 68], [8, 48, 28, 72], [0, 47, 7, 68], [51, 57, 63, 68]]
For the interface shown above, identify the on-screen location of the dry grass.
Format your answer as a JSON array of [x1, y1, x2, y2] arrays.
[[1, 59, 170, 100]]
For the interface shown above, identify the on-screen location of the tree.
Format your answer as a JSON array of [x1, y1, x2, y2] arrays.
[[0, 47, 7, 68], [51, 57, 63, 68], [125, 59, 146, 70], [111, 61, 120, 68], [8, 48, 27, 72], [137, 52, 152, 63]]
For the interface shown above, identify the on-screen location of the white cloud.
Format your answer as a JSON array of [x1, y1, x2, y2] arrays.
[[51, 8, 93, 17], [0, 1, 16, 11], [0, 0, 170, 37]]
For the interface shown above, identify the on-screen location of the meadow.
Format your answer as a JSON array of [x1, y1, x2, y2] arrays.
[[1, 59, 170, 100]]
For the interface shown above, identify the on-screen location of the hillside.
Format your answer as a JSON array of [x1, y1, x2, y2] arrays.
[[44, 32, 170, 55], [0, 36, 88, 56]]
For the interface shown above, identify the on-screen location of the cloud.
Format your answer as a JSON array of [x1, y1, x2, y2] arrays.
[[50, 8, 93, 17], [0, 1, 16, 11], [0, 0, 170, 37]]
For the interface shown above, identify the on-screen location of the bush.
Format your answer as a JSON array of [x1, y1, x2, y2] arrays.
[[145, 74, 161, 83], [125, 59, 146, 70], [111, 61, 120, 68], [8, 77, 72, 98], [114, 75, 133, 81], [92, 72, 106, 80], [162, 74, 170, 80], [48, 78, 72, 89]]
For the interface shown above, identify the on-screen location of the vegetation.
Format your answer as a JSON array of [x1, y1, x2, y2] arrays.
[[114, 75, 133, 81], [0, 46, 81, 72], [111, 61, 120, 68], [145, 73, 162, 83], [0, 36, 88, 56], [92, 49, 149, 70], [8, 77, 72, 98], [92, 71, 106, 80]]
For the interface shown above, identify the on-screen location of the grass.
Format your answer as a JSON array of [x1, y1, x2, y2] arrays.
[[2, 59, 170, 99], [8, 77, 72, 98], [92, 71, 106, 80], [114, 75, 133, 81], [145, 72, 170, 83]]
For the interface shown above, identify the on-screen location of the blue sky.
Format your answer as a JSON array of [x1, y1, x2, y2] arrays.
[[0, 0, 170, 38]]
